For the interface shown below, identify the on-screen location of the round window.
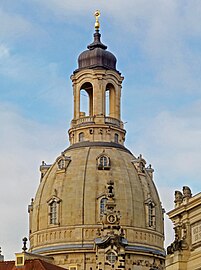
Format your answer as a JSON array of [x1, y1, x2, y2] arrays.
[[106, 251, 117, 264], [107, 214, 116, 224]]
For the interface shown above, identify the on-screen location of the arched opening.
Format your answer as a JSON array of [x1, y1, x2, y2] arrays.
[[114, 133, 119, 143], [80, 82, 93, 117], [105, 83, 116, 118], [105, 89, 110, 116], [79, 132, 84, 142]]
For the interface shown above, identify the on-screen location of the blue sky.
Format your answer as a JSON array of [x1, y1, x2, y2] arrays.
[[1, 0, 201, 260]]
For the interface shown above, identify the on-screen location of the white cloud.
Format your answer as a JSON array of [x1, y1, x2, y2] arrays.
[[0, 104, 67, 259], [127, 101, 201, 247], [129, 100, 201, 192]]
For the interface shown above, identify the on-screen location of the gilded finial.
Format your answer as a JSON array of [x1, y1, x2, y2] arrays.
[[94, 10, 100, 31]]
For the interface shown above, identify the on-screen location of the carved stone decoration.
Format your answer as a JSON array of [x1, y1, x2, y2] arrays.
[[167, 223, 188, 255], [173, 186, 193, 209], [40, 161, 51, 181], [89, 128, 94, 134], [99, 128, 103, 134], [183, 186, 192, 199], [174, 191, 183, 208], [131, 154, 146, 174], [94, 180, 128, 270], [106, 128, 111, 134], [146, 164, 154, 178]]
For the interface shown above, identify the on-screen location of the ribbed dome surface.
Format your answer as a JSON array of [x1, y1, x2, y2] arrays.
[[77, 31, 117, 71], [29, 142, 164, 255], [78, 48, 116, 70]]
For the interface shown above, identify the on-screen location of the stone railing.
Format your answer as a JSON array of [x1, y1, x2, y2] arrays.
[[71, 116, 123, 128], [71, 116, 95, 127], [105, 117, 122, 128]]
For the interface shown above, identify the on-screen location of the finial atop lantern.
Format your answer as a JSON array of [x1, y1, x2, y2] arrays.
[[94, 10, 100, 31]]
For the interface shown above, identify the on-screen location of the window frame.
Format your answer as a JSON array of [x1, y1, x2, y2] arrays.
[[58, 159, 65, 170], [49, 200, 57, 225], [97, 155, 110, 170], [114, 133, 119, 143], [56, 156, 71, 171], [106, 251, 117, 265], [79, 132, 84, 142], [47, 196, 61, 226], [100, 197, 107, 216], [145, 199, 156, 229]]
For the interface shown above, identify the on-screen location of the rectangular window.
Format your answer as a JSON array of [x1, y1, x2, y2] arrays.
[[50, 201, 57, 224]]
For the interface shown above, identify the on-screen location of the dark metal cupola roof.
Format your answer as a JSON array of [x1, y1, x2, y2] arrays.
[[77, 11, 117, 71]]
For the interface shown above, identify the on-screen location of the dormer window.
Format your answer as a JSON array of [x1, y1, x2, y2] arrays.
[[58, 159, 65, 170], [97, 155, 110, 170], [57, 155, 71, 171]]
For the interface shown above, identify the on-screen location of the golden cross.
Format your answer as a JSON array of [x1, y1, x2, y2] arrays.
[[94, 10, 100, 30]]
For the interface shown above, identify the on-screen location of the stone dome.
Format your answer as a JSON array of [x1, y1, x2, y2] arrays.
[[77, 31, 117, 71], [29, 142, 164, 258], [28, 16, 165, 269]]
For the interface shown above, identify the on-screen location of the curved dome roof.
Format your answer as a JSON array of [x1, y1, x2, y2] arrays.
[[77, 31, 117, 71], [28, 18, 165, 268], [29, 142, 164, 256]]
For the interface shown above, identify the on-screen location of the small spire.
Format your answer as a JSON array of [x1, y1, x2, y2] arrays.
[[85, 10, 107, 51], [22, 237, 28, 252], [94, 10, 100, 31]]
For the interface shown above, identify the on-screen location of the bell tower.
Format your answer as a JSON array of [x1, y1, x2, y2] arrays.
[[68, 11, 125, 146]]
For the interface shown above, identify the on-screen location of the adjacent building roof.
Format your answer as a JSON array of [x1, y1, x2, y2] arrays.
[[0, 260, 66, 270]]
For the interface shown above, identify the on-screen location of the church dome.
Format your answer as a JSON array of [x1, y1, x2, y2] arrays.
[[29, 142, 164, 258], [28, 11, 165, 270], [77, 31, 117, 71]]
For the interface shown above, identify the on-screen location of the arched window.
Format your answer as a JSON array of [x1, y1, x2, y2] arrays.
[[105, 83, 116, 118], [79, 132, 84, 142], [100, 197, 107, 215], [97, 155, 110, 170], [114, 133, 119, 143], [80, 82, 93, 117]]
